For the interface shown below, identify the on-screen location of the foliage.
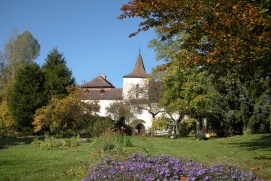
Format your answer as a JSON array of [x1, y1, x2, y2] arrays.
[[87, 116, 114, 137], [106, 101, 134, 122], [179, 118, 199, 137], [152, 113, 171, 130], [160, 60, 218, 118], [8, 62, 45, 132], [32, 136, 80, 149], [90, 128, 133, 156], [126, 77, 164, 120], [248, 90, 271, 134], [105, 102, 133, 136], [0, 30, 40, 99], [42, 48, 75, 99], [2, 30, 40, 63], [118, 0, 271, 81], [119, 0, 271, 135], [83, 153, 261, 181], [115, 116, 133, 136], [149, 31, 218, 123], [0, 97, 15, 136], [208, 78, 270, 135], [33, 85, 98, 135]]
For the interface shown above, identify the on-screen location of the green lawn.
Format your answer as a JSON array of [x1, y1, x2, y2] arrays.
[[1, 134, 271, 181]]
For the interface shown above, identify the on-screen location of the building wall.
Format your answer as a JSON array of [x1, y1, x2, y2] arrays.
[[122, 77, 155, 131], [95, 100, 116, 116], [86, 98, 155, 131], [122, 77, 148, 100]]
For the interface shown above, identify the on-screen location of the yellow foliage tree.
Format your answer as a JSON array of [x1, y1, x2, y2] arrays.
[[0, 97, 16, 135], [33, 85, 99, 135], [152, 114, 171, 131], [32, 104, 54, 133]]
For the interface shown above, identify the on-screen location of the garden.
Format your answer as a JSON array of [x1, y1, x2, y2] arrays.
[[1, 132, 271, 181]]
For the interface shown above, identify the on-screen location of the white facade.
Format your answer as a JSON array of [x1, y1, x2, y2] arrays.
[[82, 53, 158, 133], [122, 77, 148, 100]]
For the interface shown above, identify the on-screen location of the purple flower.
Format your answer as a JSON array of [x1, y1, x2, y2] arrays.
[[82, 153, 262, 181]]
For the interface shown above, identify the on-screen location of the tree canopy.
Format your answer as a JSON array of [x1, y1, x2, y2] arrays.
[[42, 48, 75, 99], [8, 63, 45, 131], [0, 30, 40, 99], [2, 30, 40, 63], [119, 0, 271, 135], [119, 0, 271, 81], [33, 86, 98, 135]]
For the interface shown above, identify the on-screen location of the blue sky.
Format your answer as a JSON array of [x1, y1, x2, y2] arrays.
[[0, 0, 161, 88]]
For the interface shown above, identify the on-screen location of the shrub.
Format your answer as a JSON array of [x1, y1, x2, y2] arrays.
[[152, 114, 171, 131], [32, 136, 79, 149], [179, 118, 198, 137], [90, 128, 133, 154], [115, 117, 133, 136], [82, 154, 262, 181], [87, 117, 114, 137]]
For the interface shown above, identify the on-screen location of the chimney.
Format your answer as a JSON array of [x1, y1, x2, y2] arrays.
[[100, 74, 106, 80]]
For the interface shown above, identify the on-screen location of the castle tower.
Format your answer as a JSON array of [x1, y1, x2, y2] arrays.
[[122, 52, 148, 100]]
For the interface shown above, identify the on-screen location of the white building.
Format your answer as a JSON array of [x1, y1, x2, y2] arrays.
[[81, 53, 158, 133]]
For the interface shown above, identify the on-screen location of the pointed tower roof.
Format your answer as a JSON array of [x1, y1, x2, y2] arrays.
[[123, 52, 148, 78], [81, 75, 115, 88]]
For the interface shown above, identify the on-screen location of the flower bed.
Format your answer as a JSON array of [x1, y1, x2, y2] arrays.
[[82, 153, 262, 181]]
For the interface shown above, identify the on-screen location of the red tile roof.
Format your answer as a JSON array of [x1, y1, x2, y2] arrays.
[[81, 75, 115, 88], [84, 88, 123, 100], [123, 53, 148, 78]]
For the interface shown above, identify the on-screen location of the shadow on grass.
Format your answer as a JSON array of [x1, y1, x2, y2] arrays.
[[227, 134, 271, 160], [0, 136, 43, 149]]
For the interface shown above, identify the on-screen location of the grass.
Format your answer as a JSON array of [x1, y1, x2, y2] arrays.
[[0, 134, 271, 181]]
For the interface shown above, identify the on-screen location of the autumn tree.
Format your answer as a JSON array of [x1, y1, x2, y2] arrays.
[[148, 29, 218, 135], [0, 97, 15, 136], [42, 48, 75, 99], [33, 86, 99, 135], [119, 0, 271, 135], [118, 0, 271, 83], [8, 63, 45, 132], [0, 30, 40, 99]]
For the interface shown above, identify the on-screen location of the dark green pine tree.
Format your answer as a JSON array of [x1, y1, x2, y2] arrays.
[[43, 48, 75, 99], [8, 62, 46, 131]]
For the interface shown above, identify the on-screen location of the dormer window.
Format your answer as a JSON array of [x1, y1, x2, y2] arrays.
[[100, 88, 105, 95]]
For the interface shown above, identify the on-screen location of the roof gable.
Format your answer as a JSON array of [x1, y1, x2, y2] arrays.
[[81, 75, 115, 88], [123, 53, 148, 78]]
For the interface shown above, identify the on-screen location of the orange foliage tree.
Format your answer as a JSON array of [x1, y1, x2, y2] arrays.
[[33, 86, 99, 135], [118, 0, 271, 80]]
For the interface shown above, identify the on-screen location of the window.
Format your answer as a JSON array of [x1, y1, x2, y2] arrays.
[[135, 84, 140, 99], [137, 107, 142, 114]]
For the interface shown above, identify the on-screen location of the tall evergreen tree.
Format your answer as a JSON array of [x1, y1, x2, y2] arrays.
[[42, 48, 75, 99], [8, 62, 45, 131]]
